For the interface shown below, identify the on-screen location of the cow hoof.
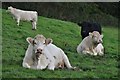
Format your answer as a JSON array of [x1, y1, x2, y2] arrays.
[[93, 53, 97, 56], [32, 28, 36, 30], [99, 53, 104, 56], [27, 66, 30, 69], [48, 68, 54, 71]]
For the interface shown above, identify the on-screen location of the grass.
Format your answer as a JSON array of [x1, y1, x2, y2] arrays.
[[2, 9, 119, 79]]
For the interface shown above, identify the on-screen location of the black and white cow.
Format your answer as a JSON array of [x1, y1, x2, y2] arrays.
[[78, 21, 102, 39]]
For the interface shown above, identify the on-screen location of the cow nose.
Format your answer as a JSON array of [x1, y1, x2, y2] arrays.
[[37, 48, 42, 52]]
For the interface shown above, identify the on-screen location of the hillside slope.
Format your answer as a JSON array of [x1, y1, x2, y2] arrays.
[[2, 9, 118, 78]]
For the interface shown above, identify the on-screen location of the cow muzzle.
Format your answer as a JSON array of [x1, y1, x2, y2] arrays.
[[37, 48, 43, 53], [36, 48, 43, 58]]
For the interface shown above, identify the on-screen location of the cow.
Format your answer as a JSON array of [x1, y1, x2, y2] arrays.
[[22, 34, 75, 70], [78, 21, 102, 39], [7, 6, 38, 30], [77, 31, 104, 56], [22, 34, 46, 69]]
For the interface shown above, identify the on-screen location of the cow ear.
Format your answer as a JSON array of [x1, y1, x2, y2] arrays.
[[45, 38, 53, 45], [26, 37, 34, 44], [9, 6, 13, 8], [89, 32, 93, 38], [101, 34, 104, 38]]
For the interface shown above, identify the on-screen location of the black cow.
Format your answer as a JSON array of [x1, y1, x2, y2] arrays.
[[78, 21, 102, 39]]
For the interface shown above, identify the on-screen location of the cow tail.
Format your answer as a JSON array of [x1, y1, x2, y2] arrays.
[[60, 49, 73, 69]]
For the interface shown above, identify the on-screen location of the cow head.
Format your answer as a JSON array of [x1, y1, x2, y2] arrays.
[[89, 31, 103, 45], [34, 38, 53, 53], [26, 34, 52, 59], [26, 34, 47, 58], [7, 6, 14, 13]]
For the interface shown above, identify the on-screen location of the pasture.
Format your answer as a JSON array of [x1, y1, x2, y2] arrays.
[[2, 9, 118, 78]]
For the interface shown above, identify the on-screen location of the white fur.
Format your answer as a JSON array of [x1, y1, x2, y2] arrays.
[[22, 44, 37, 69], [77, 31, 104, 56], [37, 54, 50, 70], [7, 6, 38, 29], [39, 43, 73, 70], [94, 43, 104, 56], [77, 36, 95, 55], [22, 35, 74, 70]]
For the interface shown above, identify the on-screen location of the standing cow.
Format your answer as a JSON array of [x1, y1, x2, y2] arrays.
[[78, 21, 102, 39], [7, 6, 38, 30]]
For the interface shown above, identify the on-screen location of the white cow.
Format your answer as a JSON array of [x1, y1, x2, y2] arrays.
[[7, 6, 38, 30], [22, 34, 46, 69], [77, 31, 104, 56], [23, 34, 75, 70]]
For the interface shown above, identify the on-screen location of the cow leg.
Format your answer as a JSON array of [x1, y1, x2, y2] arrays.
[[37, 60, 46, 70], [37, 62, 48, 70], [22, 62, 31, 69], [32, 21, 36, 30], [34, 22, 37, 30], [98, 49, 104, 56], [92, 49, 97, 56], [30, 64, 37, 69], [82, 50, 94, 55], [82, 48, 93, 55], [17, 18, 20, 26], [37, 65, 46, 70], [32, 22, 34, 30], [48, 62, 55, 70], [98, 52, 104, 56], [83, 50, 90, 54]]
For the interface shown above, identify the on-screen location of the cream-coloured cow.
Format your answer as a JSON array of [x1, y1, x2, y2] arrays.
[[7, 6, 38, 30], [77, 31, 104, 56], [22, 34, 46, 69], [22, 34, 75, 70]]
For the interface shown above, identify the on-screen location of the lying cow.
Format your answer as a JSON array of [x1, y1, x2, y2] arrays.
[[78, 21, 102, 39], [22, 34, 46, 69], [7, 6, 38, 30], [77, 31, 104, 56], [22, 34, 75, 70]]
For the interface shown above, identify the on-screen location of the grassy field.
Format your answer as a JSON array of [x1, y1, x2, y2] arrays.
[[2, 9, 119, 79]]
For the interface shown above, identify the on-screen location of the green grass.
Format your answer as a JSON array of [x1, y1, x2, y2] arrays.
[[2, 9, 119, 78]]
